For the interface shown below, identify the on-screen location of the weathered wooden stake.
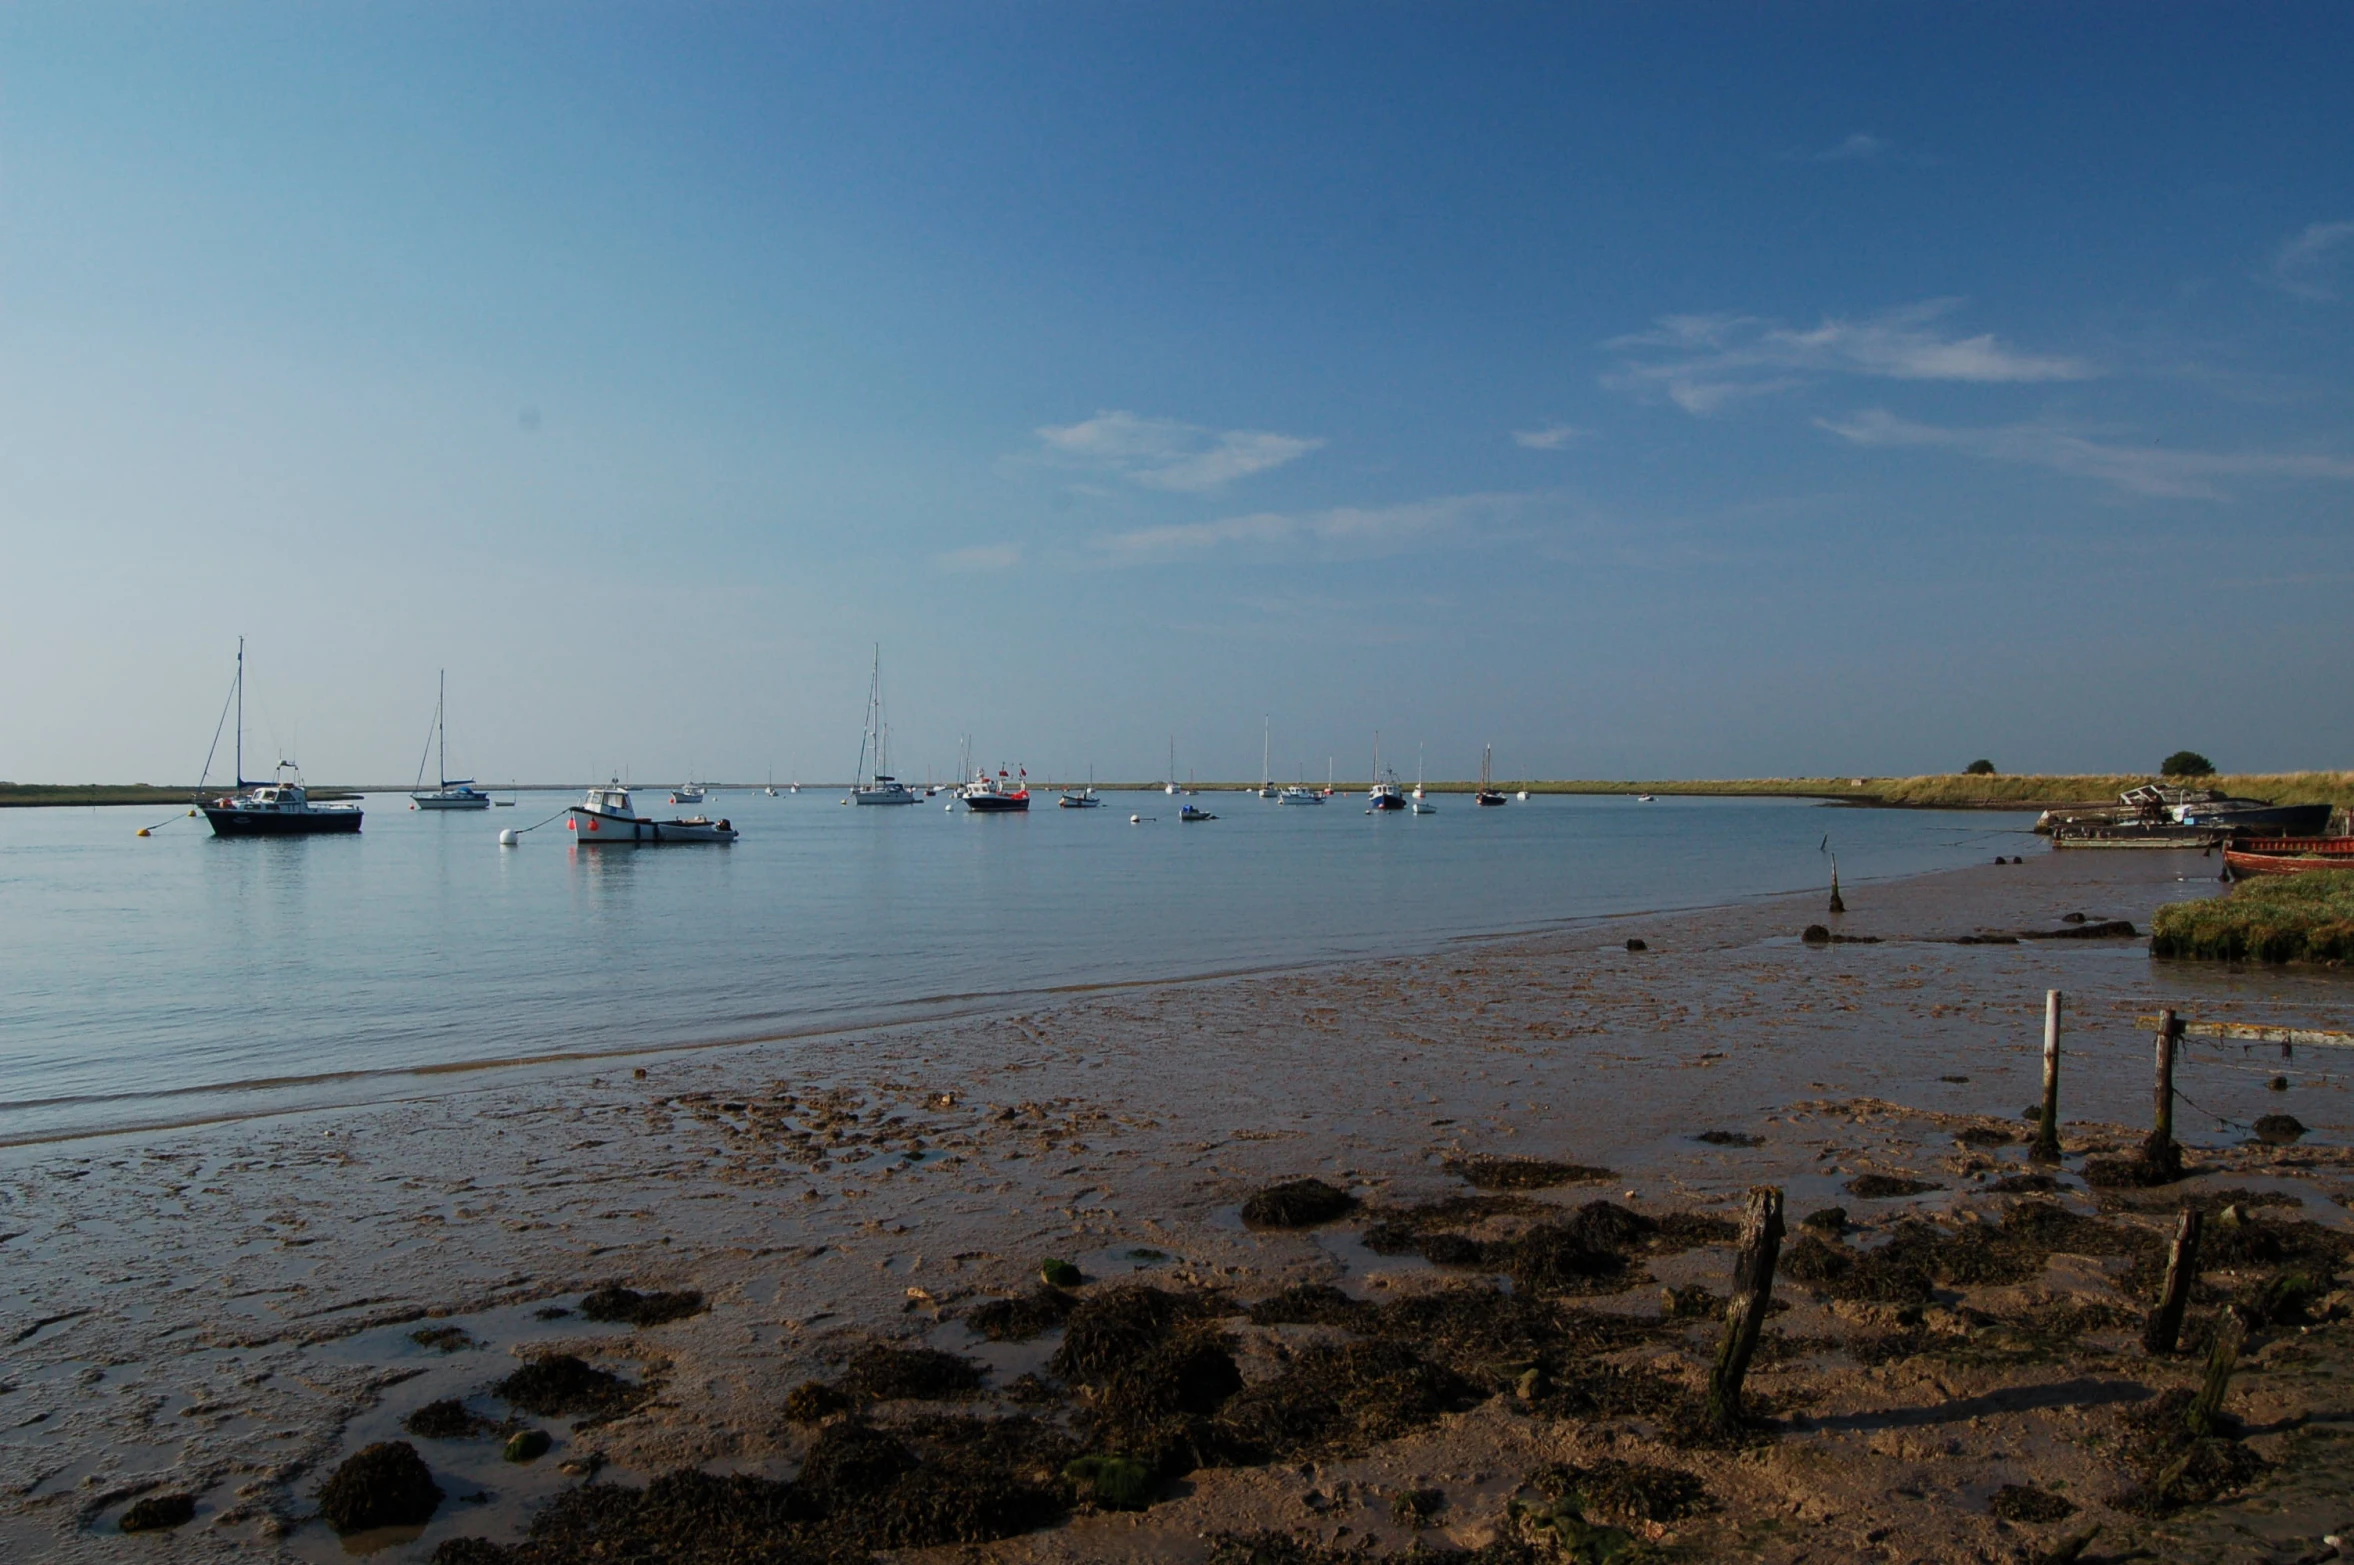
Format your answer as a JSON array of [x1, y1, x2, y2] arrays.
[[1827, 856, 1845, 914], [2142, 1008, 2182, 1181], [2184, 1305, 2249, 1438], [2032, 989, 2064, 1162], [2141, 1206, 2203, 1355], [1707, 1186, 1786, 1432]]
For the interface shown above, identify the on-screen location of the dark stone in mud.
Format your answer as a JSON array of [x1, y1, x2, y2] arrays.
[[1624, 938, 1647, 951], [2062, 911, 2088, 923], [1241, 1179, 1358, 1228], [1989, 1172, 2062, 1194], [1802, 924, 1831, 943], [2268, 1075, 2290, 1091], [503, 1428, 552, 1463], [783, 1380, 854, 1423], [1799, 1207, 1849, 1233], [411, 1325, 474, 1352], [579, 1284, 705, 1327], [840, 1343, 987, 1402], [1843, 1174, 1942, 1200], [1039, 1259, 1084, 1288], [2252, 1114, 2307, 1146], [531, 1306, 572, 1321], [1955, 1126, 2017, 1148], [118, 1493, 197, 1532], [1444, 1155, 1613, 1190], [319, 1440, 443, 1534], [2019, 920, 2137, 940], [1695, 1130, 1763, 1148], [966, 1286, 1075, 1342], [492, 1354, 645, 1419], [1988, 1482, 2077, 1523], [404, 1398, 494, 1440], [1660, 1283, 1724, 1320]]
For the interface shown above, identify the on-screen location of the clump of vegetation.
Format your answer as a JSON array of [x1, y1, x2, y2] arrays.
[[503, 1428, 552, 1463], [965, 1285, 1075, 1341], [1844, 1174, 1942, 1200], [579, 1284, 706, 1326], [1525, 1458, 1710, 1527], [1240, 1179, 1358, 1228], [411, 1325, 474, 1352], [837, 1343, 987, 1402], [1391, 1486, 1447, 1527], [2161, 750, 2217, 778], [319, 1441, 443, 1534], [1785, 1201, 2155, 1309], [1217, 1339, 1482, 1460], [1965, 759, 1997, 776], [1063, 1454, 1155, 1510], [1038, 1259, 1084, 1288], [118, 1493, 197, 1532], [404, 1398, 495, 1439], [1444, 1154, 1613, 1189], [783, 1380, 854, 1423], [493, 1354, 646, 1420], [1988, 1483, 2076, 1523], [2108, 1389, 2266, 1514], [2152, 871, 2354, 964]]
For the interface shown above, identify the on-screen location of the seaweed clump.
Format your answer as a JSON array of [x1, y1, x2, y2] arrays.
[[1241, 1179, 1359, 1228], [433, 1415, 1076, 1564], [1988, 1483, 2077, 1523], [1524, 1458, 1710, 1527], [492, 1354, 647, 1420], [118, 1493, 197, 1532], [579, 1284, 706, 1327], [837, 1343, 987, 1402], [1217, 1339, 1481, 1460], [1444, 1155, 1613, 1189], [2108, 1389, 2267, 1514], [1844, 1174, 1942, 1200], [965, 1286, 1075, 1342], [1052, 1285, 1242, 1475], [405, 1398, 495, 1440], [319, 1441, 443, 1534]]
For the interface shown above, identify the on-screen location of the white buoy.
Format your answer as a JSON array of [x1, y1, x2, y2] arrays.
[[499, 828, 518, 846]]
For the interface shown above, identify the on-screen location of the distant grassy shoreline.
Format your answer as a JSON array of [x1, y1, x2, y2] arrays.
[[2152, 871, 2354, 963], [9, 772, 2349, 810]]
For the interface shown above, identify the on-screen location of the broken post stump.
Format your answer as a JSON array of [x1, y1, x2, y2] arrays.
[[2141, 1206, 2203, 1355], [2184, 1305, 2249, 1438], [1707, 1185, 1785, 1432], [1827, 856, 1844, 914], [2033, 989, 2064, 1162], [2141, 1009, 2182, 1181]]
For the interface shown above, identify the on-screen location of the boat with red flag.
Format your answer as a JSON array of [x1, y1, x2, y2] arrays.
[[962, 766, 1030, 813]]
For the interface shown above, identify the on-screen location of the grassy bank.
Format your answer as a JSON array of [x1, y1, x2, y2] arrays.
[[1447, 771, 2354, 811], [2151, 871, 2354, 963], [0, 784, 360, 808]]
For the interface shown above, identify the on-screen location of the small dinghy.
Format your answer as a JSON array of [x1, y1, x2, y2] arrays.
[[1179, 803, 1217, 821]]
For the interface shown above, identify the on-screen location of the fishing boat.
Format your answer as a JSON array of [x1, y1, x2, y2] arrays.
[[1367, 734, 1406, 811], [849, 647, 918, 805], [1059, 766, 1104, 808], [670, 783, 708, 806], [1278, 784, 1323, 806], [2222, 837, 2354, 876], [1475, 745, 1508, 807], [568, 782, 737, 843], [2044, 784, 2332, 846], [1179, 802, 1217, 821], [963, 766, 1030, 813], [409, 671, 491, 810], [196, 641, 364, 837]]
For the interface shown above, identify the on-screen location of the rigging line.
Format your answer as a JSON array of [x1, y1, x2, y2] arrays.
[[194, 664, 239, 797]]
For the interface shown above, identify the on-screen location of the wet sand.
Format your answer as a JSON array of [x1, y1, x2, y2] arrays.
[[5, 848, 2352, 1562]]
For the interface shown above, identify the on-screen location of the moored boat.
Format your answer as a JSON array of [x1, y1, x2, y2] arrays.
[[410, 671, 491, 810], [1366, 733, 1406, 811], [200, 640, 364, 837], [2223, 837, 2354, 876], [849, 647, 919, 805], [568, 783, 737, 843], [963, 767, 1030, 812], [1179, 802, 1217, 821], [1475, 744, 1508, 807]]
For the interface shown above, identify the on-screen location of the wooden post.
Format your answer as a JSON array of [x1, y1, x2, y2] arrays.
[[2143, 1009, 2182, 1180], [2184, 1305, 2249, 1438], [2141, 1206, 2202, 1355], [2032, 989, 2064, 1162], [1827, 856, 1845, 914], [1707, 1186, 1786, 1432]]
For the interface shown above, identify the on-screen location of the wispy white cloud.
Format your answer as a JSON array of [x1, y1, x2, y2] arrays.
[[1813, 132, 1889, 162], [1818, 408, 2354, 500], [1512, 423, 1591, 451], [1033, 410, 1322, 492], [1605, 300, 2093, 415], [2263, 220, 2354, 302], [1092, 492, 1526, 567], [935, 542, 1023, 572]]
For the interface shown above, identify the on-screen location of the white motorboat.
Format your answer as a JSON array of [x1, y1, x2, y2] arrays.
[[1278, 785, 1324, 806], [568, 782, 737, 843], [410, 671, 491, 810], [669, 784, 708, 805]]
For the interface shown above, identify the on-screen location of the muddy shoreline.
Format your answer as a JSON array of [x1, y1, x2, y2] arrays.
[[5, 848, 2352, 1563]]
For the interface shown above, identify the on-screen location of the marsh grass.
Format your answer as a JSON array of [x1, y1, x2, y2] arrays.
[[2151, 872, 2354, 963]]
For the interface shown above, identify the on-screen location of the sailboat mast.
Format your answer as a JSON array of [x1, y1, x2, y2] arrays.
[[438, 670, 448, 787], [235, 637, 246, 787]]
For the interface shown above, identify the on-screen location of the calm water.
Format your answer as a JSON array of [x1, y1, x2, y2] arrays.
[[0, 790, 2037, 1141]]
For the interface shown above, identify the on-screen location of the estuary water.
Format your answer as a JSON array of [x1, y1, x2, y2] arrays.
[[0, 790, 2039, 1142]]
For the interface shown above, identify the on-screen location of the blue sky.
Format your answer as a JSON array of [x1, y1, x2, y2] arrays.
[[5, 3, 2351, 785]]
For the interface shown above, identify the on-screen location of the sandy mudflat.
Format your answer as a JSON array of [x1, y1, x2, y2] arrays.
[[4, 848, 2352, 1563]]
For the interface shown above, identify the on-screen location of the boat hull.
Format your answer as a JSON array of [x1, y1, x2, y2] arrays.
[[413, 793, 491, 811], [2178, 803, 2335, 836], [2225, 837, 2354, 876], [853, 787, 918, 806], [203, 805, 363, 837], [963, 795, 1029, 813], [568, 807, 737, 843]]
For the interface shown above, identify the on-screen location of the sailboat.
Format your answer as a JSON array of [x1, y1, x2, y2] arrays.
[[199, 639, 364, 837], [1164, 737, 1179, 796], [1258, 717, 1277, 799], [1367, 733, 1406, 811], [1476, 745, 1508, 807], [410, 671, 491, 809], [849, 646, 917, 805], [1411, 746, 1437, 813]]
